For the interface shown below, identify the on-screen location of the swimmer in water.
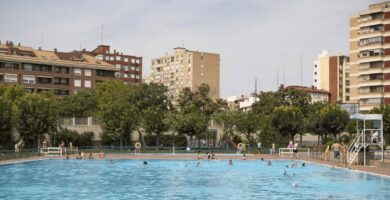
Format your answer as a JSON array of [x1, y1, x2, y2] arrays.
[[143, 161, 148, 165], [302, 162, 305, 167], [268, 160, 272, 166], [195, 161, 201, 167], [109, 160, 114, 164], [284, 170, 287, 176], [260, 158, 264, 161], [292, 182, 298, 188], [228, 160, 233, 165], [242, 154, 246, 160]]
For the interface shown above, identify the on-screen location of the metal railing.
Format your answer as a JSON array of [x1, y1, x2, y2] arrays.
[[278, 148, 310, 157]]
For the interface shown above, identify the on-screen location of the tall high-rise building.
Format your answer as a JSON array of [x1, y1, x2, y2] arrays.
[[313, 50, 350, 104], [150, 47, 220, 104], [350, 1, 390, 111]]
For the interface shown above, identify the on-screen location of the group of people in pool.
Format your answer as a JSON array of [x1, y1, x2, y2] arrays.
[[67, 151, 105, 160]]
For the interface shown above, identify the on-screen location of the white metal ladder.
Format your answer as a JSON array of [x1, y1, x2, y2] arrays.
[[347, 131, 366, 165]]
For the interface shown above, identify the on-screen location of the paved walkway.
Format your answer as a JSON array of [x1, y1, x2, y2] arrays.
[[1, 153, 390, 177]]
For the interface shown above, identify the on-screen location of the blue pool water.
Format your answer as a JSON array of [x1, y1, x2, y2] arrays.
[[0, 159, 389, 200]]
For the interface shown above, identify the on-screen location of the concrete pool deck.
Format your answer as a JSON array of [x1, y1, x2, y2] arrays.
[[1, 153, 390, 177]]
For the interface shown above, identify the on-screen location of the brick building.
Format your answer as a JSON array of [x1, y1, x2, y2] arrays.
[[0, 41, 119, 95]]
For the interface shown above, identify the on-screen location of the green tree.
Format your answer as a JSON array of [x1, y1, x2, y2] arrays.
[[212, 110, 240, 148], [319, 105, 349, 141], [0, 95, 12, 145], [133, 83, 171, 146], [14, 92, 58, 148], [95, 80, 139, 147], [271, 106, 303, 143], [143, 106, 170, 147], [57, 90, 97, 117], [252, 91, 282, 115], [235, 111, 260, 148]]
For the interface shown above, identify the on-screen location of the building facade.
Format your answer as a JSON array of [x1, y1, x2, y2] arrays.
[[350, 1, 390, 111], [150, 47, 220, 104], [226, 95, 259, 112], [90, 45, 142, 84], [313, 50, 350, 104], [0, 41, 118, 95], [284, 85, 330, 103]]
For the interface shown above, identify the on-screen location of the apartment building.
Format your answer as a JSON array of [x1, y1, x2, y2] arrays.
[[90, 45, 142, 83], [350, 1, 390, 111], [313, 50, 350, 104], [150, 47, 220, 104], [226, 95, 259, 112], [0, 41, 118, 95], [281, 85, 330, 103]]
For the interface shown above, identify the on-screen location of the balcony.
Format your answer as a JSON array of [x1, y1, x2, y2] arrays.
[[358, 37, 383, 47], [358, 26, 383, 35], [36, 77, 52, 85], [359, 86, 383, 94], [358, 49, 384, 58], [358, 13, 383, 25]]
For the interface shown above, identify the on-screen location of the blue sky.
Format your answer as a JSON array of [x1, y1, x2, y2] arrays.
[[0, 0, 384, 97]]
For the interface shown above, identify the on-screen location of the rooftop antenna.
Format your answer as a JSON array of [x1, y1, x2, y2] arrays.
[[101, 24, 104, 45], [79, 42, 82, 51], [283, 68, 286, 85], [300, 53, 303, 86]]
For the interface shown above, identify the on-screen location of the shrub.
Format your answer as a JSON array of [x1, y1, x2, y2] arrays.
[[55, 128, 93, 147]]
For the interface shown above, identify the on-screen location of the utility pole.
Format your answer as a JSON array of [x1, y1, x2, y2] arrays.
[[253, 77, 257, 95]]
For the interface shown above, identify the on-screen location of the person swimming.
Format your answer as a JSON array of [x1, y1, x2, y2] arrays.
[[268, 160, 272, 166], [195, 161, 201, 167], [284, 170, 287, 176], [242, 154, 246, 160], [260, 158, 264, 161], [302, 162, 306, 167], [143, 161, 148, 165], [228, 160, 233, 165]]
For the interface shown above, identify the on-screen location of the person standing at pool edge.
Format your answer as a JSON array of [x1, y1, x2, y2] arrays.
[[293, 141, 299, 159]]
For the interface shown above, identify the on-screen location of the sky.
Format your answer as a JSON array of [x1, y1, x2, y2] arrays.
[[0, 0, 384, 98]]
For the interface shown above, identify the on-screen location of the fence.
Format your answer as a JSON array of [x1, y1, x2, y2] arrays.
[[278, 148, 310, 157]]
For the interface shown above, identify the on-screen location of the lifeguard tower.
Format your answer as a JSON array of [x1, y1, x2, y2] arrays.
[[348, 114, 384, 166]]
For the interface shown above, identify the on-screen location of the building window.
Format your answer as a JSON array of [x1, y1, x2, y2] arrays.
[[314, 72, 317, 75], [124, 74, 128, 78], [84, 69, 92, 76], [23, 64, 32, 71], [110, 56, 114, 61], [131, 66, 135, 71], [116, 56, 121, 61], [314, 65, 317, 68], [136, 75, 139, 79], [22, 75, 35, 84], [124, 66, 129, 71], [74, 68, 81, 76], [74, 79, 81, 87], [131, 58, 135, 63], [124, 58, 129, 62], [136, 59, 140, 64], [116, 64, 121, 69], [55, 66, 69, 74], [85, 80, 91, 88], [314, 79, 317, 82], [131, 74, 135, 78], [4, 74, 18, 83], [95, 55, 104, 60]]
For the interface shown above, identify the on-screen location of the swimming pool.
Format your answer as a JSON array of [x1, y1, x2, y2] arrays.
[[0, 159, 389, 200]]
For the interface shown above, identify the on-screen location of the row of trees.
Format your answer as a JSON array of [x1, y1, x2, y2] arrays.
[[1, 80, 390, 150]]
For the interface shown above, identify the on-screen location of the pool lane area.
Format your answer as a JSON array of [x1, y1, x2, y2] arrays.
[[0, 159, 389, 200]]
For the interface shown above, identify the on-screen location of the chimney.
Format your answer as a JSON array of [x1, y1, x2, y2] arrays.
[[38, 47, 42, 51], [54, 48, 57, 53], [114, 50, 117, 54], [278, 84, 285, 91]]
